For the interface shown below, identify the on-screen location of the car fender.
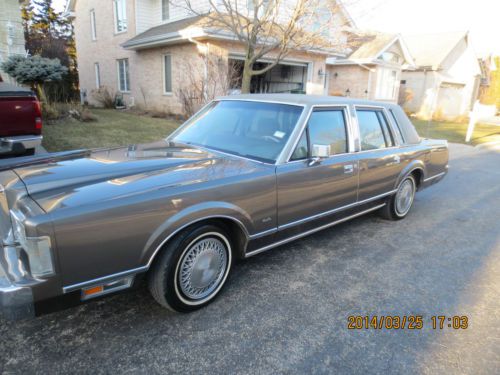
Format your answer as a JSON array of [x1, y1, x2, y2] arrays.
[[140, 201, 253, 267], [394, 160, 425, 190]]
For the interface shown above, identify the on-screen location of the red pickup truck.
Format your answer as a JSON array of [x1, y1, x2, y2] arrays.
[[0, 82, 43, 157]]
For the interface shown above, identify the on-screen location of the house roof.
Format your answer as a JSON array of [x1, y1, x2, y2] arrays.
[[326, 31, 415, 68], [122, 15, 342, 56], [122, 16, 207, 49], [403, 31, 468, 70]]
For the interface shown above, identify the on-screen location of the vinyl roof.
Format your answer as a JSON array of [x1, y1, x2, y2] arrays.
[[217, 94, 398, 107]]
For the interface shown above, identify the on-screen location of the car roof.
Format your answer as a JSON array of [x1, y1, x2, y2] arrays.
[[217, 94, 397, 108]]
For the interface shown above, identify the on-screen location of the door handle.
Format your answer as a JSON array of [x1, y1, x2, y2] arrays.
[[308, 157, 321, 167], [344, 164, 354, 173]]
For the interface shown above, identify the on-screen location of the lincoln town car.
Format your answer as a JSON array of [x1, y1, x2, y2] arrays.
[[0, 94, 448, 319]]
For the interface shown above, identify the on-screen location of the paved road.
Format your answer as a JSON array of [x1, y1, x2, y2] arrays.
[[1, 143, 499, 375]]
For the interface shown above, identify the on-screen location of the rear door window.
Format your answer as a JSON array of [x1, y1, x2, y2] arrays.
[[356, 109, 395, 150]]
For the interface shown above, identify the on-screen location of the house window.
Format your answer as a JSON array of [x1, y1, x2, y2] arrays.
[[90, 9, 97, 40], [117, 59, 130, 92], [163, 55, 172, 93], [375, 67, 398, 100], [94, 62, 101, 88], [113, 0, 127, 33], [162, 0, 169, 21]]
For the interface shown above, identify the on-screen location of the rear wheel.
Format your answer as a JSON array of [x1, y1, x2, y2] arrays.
[[148, 224, 233, 312], [380, 175, 416, 220]]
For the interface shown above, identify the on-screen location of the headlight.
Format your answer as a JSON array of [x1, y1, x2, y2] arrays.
[[10, 209, 54, 278]]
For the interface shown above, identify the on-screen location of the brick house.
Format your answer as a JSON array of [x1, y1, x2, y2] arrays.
[[400, 31, 482, 119], [0, 0, 26, 83], [67, 0, 357, 114], [326, 32, 415, 102]]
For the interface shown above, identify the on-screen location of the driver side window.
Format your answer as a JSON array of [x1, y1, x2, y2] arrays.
[[290, 108, 348, 160]]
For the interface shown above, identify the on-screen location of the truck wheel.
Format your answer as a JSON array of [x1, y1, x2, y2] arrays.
[[148, 224, 233, 312], [380, 175, 416, 220]]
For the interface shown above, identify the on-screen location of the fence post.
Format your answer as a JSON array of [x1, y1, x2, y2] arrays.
[[465, 101, 478, 143]]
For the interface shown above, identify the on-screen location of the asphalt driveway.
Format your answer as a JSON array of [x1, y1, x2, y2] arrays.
[[1, 143, 499, 375]]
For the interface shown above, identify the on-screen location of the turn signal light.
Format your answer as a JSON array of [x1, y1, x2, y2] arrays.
[[82, 285, 104, 297]]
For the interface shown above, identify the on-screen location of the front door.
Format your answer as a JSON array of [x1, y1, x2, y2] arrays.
[[276, 107, 358, 228], [354, 107, 405, 200]]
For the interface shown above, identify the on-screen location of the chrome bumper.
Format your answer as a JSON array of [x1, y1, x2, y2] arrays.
[[0, 246, 35, 320], [0, 135, 42, 154]]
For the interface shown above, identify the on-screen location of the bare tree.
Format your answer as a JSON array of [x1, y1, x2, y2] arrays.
[[172, 0, 349, 93], [177, 49, 239, 116]]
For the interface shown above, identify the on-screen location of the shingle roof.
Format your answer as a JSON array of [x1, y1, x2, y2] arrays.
[[122, 16, 206, 49], [347, 32, 397, 60], [403, 31, 467, 69]]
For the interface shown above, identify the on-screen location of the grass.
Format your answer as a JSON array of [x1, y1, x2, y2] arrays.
[[42, 109, 182, 152], [42, 108, 500, 152], [412, 119, 500, 146]]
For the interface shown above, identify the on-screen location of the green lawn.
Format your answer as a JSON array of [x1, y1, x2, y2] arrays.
[[412, 119, 500, 146], [42, 109, 182, 152], [42, 109, 500, 152]]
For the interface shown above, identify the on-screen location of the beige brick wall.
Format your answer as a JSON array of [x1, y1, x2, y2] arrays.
[[74, 0, 330, 114], [0, 0, 26, 82], [327, 65, 370, 99], [74, 0, 137, 104]]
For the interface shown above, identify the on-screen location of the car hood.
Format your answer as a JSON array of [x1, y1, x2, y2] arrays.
[[13, 140, 263, 213]]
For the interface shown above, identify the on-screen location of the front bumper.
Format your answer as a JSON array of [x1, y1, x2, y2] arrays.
[[0, 268, 35, 320], [0, 135, 42, 155], [0, 246, 35, 320]]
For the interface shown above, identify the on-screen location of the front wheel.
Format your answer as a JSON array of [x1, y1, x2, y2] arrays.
[[148, 224, 233, 312], [380, 175, 416, 220]]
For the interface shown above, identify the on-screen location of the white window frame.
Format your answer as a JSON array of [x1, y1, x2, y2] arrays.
[[94, 62, 101, 88], [113, 0, 128, 34], [163, 54, 172, 95], [161, 0, 170, 21], [117, 58, 130, 92], [90, 9, 97, 40], [375, 67, 399, 100]]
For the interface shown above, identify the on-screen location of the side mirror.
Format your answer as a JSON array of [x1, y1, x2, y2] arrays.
[[312, 144, 330, 158], [308, 144, 330, 166]]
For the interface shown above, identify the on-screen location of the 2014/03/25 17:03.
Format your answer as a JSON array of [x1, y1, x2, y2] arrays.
[[347, 315, 469, 329]]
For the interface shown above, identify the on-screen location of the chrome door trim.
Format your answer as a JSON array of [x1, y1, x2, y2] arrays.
[[278, 189, 396, 230], [245, 203, 386, 258], [423, 171, 446, 182], [249, 227, 278, 240]]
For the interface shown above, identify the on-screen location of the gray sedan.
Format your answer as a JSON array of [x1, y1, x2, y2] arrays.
[[0, 94, 448, 319]]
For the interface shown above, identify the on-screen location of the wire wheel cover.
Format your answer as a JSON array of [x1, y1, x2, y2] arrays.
[[396, 179, 415, 215], [178, 237, 228, 300]]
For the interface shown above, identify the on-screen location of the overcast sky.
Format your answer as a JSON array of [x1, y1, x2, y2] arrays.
[[53, 0, 499, 56]]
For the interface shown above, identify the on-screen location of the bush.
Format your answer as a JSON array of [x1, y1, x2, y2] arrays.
[[80, 108, 98, 122], [91, 87, 115, 109], [41, 101, 61, 120]]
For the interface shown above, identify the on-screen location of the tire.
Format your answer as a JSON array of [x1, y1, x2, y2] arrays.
[[379, 175, 416, 220], [148, 224, 233, 312]]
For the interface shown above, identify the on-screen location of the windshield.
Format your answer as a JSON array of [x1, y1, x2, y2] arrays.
[[172, 100, 304, 163]]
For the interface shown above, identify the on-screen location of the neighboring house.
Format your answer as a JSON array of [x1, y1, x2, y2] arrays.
[[325, 32, 415, 103], [400, 31, 482, 120], [67, 0, 355, 114], [0, 0, 26, 83]]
